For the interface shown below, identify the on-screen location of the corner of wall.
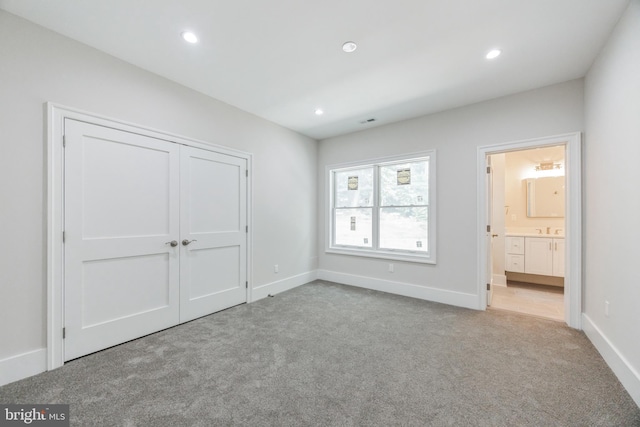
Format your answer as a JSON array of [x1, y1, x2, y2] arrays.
[[251, 270, 318, 302]]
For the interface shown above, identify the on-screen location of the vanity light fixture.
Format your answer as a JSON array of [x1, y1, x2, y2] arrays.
[[181, 31, 198, 44], [486, 49, 501, 59], [342, 41, 357, 53], [535, 162, 562, 171]]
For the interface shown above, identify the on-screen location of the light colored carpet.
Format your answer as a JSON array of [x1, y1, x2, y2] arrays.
[[1, 281, 638, 426]]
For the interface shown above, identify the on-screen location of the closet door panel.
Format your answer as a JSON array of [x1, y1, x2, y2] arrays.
[[179, 146, 247, 322], [64, 119, 180, 361]]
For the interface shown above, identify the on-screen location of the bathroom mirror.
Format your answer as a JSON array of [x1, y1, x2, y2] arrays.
[[526, 177, 565, 218]]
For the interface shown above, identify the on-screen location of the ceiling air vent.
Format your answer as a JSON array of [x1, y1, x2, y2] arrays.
[[359, 118, 376, 124]]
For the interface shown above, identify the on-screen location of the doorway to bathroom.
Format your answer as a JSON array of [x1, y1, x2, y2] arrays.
[[489, 146, 565, 321], [477, 133, 582, 328]]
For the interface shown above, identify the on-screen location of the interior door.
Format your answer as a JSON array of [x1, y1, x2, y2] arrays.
[[64, 119, 180, 361], [486, 156, 494, 306], [179, 146, 247, 322]]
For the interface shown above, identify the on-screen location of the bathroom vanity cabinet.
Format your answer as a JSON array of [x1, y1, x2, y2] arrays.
[[524, 237, 564, 277], [505, 235, 564, 278], [505, 236, 525, 273]]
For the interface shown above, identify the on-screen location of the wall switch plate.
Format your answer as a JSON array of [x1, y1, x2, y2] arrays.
[[274, 264, 279, 273], [605, 300, 609, 317], [388, 263, 394, 273], [511, 214, 517, 221]]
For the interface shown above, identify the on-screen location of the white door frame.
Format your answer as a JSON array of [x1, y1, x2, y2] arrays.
[[46, 103, 253, 369], [476, 132, 582, 329]]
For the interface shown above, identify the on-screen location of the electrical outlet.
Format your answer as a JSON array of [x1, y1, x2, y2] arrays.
[[274, 264, 279, 273], [605, 301, 609, 317], [388, 263, 394, 273]]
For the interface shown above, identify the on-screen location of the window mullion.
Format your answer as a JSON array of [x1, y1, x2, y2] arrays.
[[331, 171, 337, 247], [372, 165, 380, 250]]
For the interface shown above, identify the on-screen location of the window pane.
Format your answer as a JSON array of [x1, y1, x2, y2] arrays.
[[334, 168, 374, 208], [334, 208, 373, 248], [379, 207, 428, 252], [380, 160, 428, 207]]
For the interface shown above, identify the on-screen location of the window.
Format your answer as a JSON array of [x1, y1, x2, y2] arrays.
[[327, 151, 436, 263]]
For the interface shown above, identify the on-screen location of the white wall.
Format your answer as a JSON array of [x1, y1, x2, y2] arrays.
[[0, 10, 317, 376], [583, 0, 640, 405], [318, 79, 583, 307]]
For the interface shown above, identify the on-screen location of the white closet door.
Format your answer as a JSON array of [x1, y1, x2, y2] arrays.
[[64, 119, 180, 361], [179, 146, 247, 322]]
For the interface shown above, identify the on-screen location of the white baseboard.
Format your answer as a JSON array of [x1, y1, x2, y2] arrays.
[[251, 270, 318, 302], [317, 270, 478, 310], [492, 274, 507, 286], [0, 348, 47, 386], [582, 314, 640, 407]]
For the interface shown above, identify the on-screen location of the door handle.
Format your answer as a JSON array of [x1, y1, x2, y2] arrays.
[[182, 239, 198, 246], [491, 234, 498, 238], [165, 240, 178, 247]]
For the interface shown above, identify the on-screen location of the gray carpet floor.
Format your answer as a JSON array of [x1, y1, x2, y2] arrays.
[[1, 281, 639, 426]]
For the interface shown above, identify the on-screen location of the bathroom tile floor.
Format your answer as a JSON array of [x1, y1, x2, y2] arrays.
[[490, 281, 564, 321]]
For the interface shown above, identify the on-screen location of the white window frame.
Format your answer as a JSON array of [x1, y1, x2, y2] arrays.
[[325, 150, 436, 264]]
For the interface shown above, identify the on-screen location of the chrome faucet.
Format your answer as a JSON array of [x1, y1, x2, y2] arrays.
[[546, 227, 551, 234], [536, 228, 543, 234]]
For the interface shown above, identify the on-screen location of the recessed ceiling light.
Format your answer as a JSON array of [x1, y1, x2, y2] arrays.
[[315, 108, 324, 116], [486, 49, 501, 59], [181, 31, 198, 44], [342, 41, 357, 53]]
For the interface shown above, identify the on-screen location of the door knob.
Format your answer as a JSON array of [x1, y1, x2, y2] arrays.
[[165, 240, 178, 247], [182, 239, 197, 246]]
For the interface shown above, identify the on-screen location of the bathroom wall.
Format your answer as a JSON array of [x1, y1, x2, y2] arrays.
[[504, 148, 565, 233]]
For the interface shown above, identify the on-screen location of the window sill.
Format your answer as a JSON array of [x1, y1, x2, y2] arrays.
[[325, 247, 436, 264]]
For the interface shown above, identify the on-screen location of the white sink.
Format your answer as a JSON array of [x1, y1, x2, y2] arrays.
[[506, 232, 564, 238]]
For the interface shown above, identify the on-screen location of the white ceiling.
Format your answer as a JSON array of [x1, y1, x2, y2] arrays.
[[0, 0, 629, 140]]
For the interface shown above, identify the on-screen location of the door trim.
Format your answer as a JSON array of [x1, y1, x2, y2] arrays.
[[476, 132, 582, 328], [46, 103, 253, 369]]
